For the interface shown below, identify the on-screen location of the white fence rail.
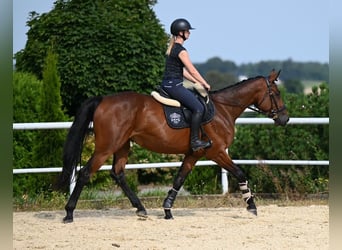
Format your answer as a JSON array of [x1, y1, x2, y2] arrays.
[[13, 117, 329, 130], [13, 117, 329, 194]]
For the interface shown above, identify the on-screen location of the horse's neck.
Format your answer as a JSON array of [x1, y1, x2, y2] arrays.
[[223, 101, 247, 120], [211, 79, 262, 119]]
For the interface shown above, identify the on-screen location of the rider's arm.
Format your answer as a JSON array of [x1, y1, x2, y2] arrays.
[[179, 50, 211, 90], [183, 68, 197, 83]]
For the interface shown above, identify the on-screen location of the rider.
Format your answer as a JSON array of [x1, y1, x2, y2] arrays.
[[161, 18, 211, 151]]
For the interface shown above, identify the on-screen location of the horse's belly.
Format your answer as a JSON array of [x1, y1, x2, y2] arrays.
[[131, 133, 189, 154]]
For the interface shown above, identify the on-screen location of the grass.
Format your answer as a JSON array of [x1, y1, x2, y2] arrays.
[[13, 190, 328, 212]]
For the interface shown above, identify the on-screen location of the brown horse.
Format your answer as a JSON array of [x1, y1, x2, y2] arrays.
[[59, 69, 289, 223]]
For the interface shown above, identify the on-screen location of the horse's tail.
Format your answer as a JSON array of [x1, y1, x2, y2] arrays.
[[57, 96, 103, 190]]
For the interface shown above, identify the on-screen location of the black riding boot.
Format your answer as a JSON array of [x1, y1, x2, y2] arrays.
[[190, 112, 211, 151]]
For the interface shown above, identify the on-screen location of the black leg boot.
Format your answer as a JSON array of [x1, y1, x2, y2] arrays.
[[190, 112, 211, 151], [163, 188, 178, 219]]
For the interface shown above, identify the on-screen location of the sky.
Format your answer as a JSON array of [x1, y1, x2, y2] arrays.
[[13, 0, 329, 65]]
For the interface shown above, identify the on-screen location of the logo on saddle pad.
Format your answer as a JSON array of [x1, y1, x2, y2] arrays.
[[162, 99, 215, 129], [169, 112, 181, 125]]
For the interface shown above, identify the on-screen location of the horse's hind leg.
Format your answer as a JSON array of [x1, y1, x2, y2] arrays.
[[63, 158, 93, 223], [110, 141, 147, 217], [163, 155, 197, 219], [63, 152, 110, 223]]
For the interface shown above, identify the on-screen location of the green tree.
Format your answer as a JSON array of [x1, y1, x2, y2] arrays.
[[13, 72, 41, 169], [14, 49, 68, 198], [283, 79, 304, 93], [205, 70, 238, 90], [32, 49, 67, 167], [15, 0, 167, 116], [195, 57, 328, 82], [196, 57, 238, 75], [184, 165, 222, 195], [13, 72, 42, 197]]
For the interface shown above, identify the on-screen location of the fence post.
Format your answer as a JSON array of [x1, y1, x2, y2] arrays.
[[221, 149, 229, 194], [221, 169, 229, 194]]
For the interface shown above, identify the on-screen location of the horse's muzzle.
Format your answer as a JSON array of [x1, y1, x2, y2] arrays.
[[274, 114, 289, 126]]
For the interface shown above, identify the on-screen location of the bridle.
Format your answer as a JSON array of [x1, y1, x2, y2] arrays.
[[248, 77, 287, 120]]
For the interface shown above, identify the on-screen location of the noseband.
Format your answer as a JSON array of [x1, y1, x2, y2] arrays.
[[248, 78, 286, 120]]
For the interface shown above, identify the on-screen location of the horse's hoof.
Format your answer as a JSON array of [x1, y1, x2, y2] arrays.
[[136, 209, 148, 218], [247, 208, 257, 216], [63, 216, 73, 223], [164, 209, 174, 220]]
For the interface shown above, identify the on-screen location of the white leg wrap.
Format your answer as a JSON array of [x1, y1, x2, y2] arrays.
[[239, 181, 248, 191], [239, 181, 252, 201], [242, 191, 252, 199]]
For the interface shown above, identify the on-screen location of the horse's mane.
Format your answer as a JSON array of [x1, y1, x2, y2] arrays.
[[209, 75, 264, 94]]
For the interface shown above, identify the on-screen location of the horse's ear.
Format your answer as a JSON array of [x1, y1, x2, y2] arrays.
[[268, 69, 281, 82], [277, 69, 281, 78], [275, 70, 281, 81]]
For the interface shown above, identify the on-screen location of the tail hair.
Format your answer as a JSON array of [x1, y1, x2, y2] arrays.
[[57, 96, 103, 189]]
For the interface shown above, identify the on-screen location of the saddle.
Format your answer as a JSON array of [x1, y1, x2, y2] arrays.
[[151, 82, 215, 129]]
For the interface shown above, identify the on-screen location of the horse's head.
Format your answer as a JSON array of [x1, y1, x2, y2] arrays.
[[254, 69, 289, 126]]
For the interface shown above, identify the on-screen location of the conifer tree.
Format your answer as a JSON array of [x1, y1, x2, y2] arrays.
[[31, 48, 68, 193]]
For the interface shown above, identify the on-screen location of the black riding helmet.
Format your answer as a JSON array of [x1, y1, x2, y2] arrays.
[[170, 18, 195, 36]]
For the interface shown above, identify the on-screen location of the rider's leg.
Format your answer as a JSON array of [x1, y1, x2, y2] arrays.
[[161, 80, 211, 151], [190, 111, 211, 151]]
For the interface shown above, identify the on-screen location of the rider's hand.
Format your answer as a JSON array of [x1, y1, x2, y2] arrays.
[[204, 83, 211, 91]]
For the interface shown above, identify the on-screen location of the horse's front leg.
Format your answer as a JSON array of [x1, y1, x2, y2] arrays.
[[110, 142, 147, 218], [238, 180, 257, 215], [213, 151, 257, 216], [163, 155, 198, 219]]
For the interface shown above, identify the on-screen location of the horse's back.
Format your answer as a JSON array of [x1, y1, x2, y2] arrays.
[[94, 91, 162, 125], [103, 91, 151, 103], [99, 92, 156, 110]]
